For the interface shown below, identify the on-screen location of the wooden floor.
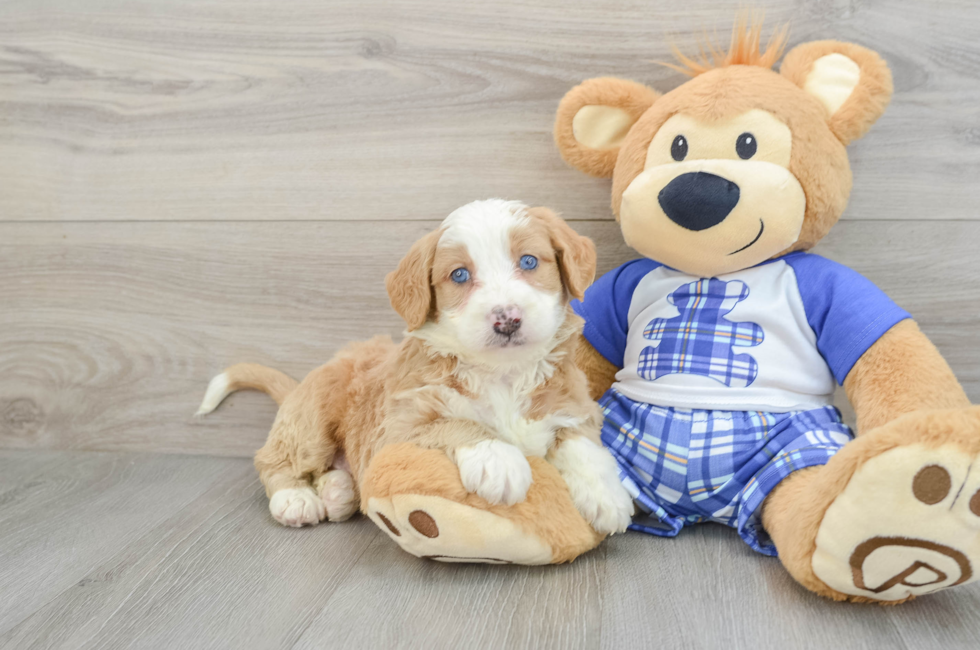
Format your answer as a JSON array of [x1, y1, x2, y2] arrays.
[[2, 450, 980, 650], [3, 0, 980, 647]]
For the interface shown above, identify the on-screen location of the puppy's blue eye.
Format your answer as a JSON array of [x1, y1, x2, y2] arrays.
[[451, 268, 470, 283], [520, 255, 538, 271]]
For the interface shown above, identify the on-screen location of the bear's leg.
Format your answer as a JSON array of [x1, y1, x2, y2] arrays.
[[359, 442, 604, 564], [764, 407, 980, 602]]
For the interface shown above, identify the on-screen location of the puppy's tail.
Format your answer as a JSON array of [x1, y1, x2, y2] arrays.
[[195, 363, 299, 416]]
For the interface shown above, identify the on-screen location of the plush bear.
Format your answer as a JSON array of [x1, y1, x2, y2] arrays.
[[550, 21, 980, 603], [362, 20, 980, 603]]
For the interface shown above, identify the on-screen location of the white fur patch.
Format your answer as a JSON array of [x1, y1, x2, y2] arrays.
[[549, 437, 634, 534], [408, 373, 582, 457], [455, 439, 533, 506], [315, 469, 359, 522], [269, 487, 326, 527], [414, 199, 564, 368], [195, 372, 231, 416]]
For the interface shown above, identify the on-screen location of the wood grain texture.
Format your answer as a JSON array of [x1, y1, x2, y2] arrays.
[[2, 452, 978, 650], [600, 526, 980, 650], [0, 450, 252, 636], [2, 0, 980, 222], [2, 219, 978, 456], [292, 538, 604, 650], [0, 452, 381, 650]]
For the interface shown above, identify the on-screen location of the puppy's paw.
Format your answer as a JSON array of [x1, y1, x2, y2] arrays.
[[551, 437, 634, 534], [315, 469, 359, 522], [455, 440, 533, 506], [578, 477, 634, 535], [269, 487, 326, 527]]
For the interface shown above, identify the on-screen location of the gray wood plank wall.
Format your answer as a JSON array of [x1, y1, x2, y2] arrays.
[[3, 0, 979, 456]]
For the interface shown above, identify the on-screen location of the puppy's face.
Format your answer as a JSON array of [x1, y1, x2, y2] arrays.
[[386, 200, 596, 364]]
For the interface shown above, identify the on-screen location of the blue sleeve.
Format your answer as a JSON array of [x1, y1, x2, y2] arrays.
[[571, 259, 661, 368], [785, 253, 911, 385]]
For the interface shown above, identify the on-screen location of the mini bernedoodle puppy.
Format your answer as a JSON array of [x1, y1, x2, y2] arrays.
[[198, 199, 634, 535]]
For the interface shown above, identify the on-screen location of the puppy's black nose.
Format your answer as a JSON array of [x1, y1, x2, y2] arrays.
[[658, 172, 740, 231], [493, 318, 521, 336]]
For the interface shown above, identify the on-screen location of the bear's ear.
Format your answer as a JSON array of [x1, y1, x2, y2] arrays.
[[781, 40, 893, 145], [554, 77, 659, 178]]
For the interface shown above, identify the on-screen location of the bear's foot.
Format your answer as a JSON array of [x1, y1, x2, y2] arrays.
[[768, 407, 980, 603], [812, 441, 980, 601], [359, 442, 605, 565]]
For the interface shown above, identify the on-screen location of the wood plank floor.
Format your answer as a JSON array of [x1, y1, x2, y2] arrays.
[[4, 0, 980, 647], [1, 450, 979, 650]]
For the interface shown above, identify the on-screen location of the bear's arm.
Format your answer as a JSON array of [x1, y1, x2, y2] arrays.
[[843, 319, 970, 434], [576, 332, 620, 401]]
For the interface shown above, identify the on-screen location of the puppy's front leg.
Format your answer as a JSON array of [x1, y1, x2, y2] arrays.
[[549, 435, 634, 534], [453, 440, 533, 506], [404, 419, 532, 506]]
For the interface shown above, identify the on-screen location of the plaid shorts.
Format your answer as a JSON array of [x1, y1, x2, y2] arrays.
[[599, 388, 853, 556]]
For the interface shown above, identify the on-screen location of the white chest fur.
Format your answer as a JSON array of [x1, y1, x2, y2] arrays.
[[429, 362, 582, 458]]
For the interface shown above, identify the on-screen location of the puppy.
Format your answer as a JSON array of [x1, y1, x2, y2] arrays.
[[197, 199, 634, 534]]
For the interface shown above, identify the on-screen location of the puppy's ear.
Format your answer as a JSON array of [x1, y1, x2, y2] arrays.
[[554, 77, 659, 178], [781, 41, 893, 145], [527, 207, 596, 301], [386, 229, 441, 331]]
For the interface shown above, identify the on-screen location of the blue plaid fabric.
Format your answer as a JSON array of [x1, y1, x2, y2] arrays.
[[599, 388, 852, 556], [639, 278, 764, 387]]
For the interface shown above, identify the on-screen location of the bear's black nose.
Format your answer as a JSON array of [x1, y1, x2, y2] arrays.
[[658, 172, 740, 231]]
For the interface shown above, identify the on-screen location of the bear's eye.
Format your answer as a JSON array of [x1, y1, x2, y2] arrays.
[[671, 135, 688, 161], [736, 132, 757, 159]]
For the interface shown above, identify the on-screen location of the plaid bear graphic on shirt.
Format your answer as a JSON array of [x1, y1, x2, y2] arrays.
[[638, 278, 764, 387]]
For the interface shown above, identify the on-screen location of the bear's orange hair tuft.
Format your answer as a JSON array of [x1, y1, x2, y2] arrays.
[[664, 13, 789, 77]]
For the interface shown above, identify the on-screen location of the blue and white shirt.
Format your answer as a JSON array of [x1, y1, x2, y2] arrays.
[[572, 252, 910, 413]]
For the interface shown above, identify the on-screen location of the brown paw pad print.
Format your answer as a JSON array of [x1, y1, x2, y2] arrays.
[[912, 464, 980, 517], [376, 512, 401, 536], [912, 465, 952, 504], [373, 510, 439, 538], [407, 510, 439, 538]]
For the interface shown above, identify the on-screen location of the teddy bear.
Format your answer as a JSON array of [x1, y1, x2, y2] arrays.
[[360, 19, 980, 603]]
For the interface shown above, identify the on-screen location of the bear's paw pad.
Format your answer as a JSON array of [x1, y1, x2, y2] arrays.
[[813, 443, 980, 601]]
